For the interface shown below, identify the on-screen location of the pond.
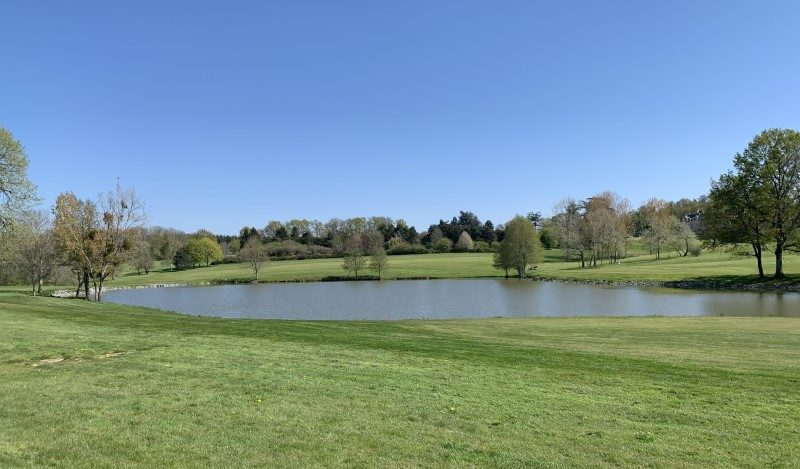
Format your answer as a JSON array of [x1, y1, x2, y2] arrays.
[[103, 279, 800, 320]]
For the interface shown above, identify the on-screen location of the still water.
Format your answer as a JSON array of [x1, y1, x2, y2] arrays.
[[103, 279, 800, 320]]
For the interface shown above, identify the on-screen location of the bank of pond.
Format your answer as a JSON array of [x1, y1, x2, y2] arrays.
[[103, 278, 800, 320]]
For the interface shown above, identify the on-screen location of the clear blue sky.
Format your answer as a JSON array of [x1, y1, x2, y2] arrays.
[[3, 1, 799, 234]]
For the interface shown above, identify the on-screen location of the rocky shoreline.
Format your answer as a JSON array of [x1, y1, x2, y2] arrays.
[[533, 276, 800, 293]]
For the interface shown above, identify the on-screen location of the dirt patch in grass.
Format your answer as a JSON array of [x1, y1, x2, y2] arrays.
[[31, 357, 65, 367]]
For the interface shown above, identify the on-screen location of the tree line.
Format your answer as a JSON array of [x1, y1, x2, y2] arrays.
[[2, 127, 799, 295]]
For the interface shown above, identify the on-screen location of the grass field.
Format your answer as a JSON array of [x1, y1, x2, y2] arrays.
[[1, 293, 799, 467], [103, 249, 800, 289]]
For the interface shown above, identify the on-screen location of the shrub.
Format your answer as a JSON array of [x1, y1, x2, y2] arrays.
[[265, 240, 335, 260], [472, 241, 494, 253], [386, 241, 428, 255], [431, 238, 453, 253]]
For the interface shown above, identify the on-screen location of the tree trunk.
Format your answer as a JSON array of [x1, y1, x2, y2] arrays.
[[753, 243, 764, 278], [83, 270, 90, 300], [774, 242, 785, 279]]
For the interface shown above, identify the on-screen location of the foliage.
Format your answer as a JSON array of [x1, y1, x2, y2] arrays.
[[454, 231, 474, 252], [539, 227, 555, 250], [386, 241, 428, 255], [0, 127, 39, 227], [369, 246, 389, 280], [173, 247, 195, 270], [52, 182, 145, 301], [132, 238, 154, 274], [186, 236, 223, 267], [471, 241, 493, 253], [495, 216, 541, 278], [431, 238, 453, 253]]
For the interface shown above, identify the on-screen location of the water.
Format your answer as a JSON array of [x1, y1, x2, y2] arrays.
[[103, 279, 800, 320]]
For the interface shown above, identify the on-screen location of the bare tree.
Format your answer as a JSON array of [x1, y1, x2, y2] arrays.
[[12, 212, 57, 294], [641, 198, 674, 259], [238, 237, 269, 281]]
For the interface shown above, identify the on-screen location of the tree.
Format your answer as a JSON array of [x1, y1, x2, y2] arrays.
[[173, 247, 195, 270], [492, 243, 514, 278], [132, 237, 155, 274], [705, 172, 770, 277], [369, 245, 389, 280], [733, 129, 800, 279], [669, 219, 700, 257], [186, 236, 223, 267], [52, 182, 146, 301], [641, 198, 674, 259], [0, 127, 39, 227], [149, 227, 185, 269], [553, 198, 588, 266], [52, 192, 95, 298], [539, 227, 555, 250], [454, 231, 474, 252], [339, 232, 367, 278], [238, 237, 269, 281], [495, 216, 541, 278], [12, 212, 57, 294]]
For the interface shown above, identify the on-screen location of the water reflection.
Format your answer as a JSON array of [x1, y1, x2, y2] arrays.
[[104, 279, 800, 320]]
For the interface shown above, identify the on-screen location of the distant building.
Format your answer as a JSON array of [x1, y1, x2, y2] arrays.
[[684, 212, 702, 233]]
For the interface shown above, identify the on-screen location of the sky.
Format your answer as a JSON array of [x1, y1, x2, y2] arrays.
[[3, 1, 800, 234]]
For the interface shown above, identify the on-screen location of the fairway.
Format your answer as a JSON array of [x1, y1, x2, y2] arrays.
[[104, 250, 800, 289], [1, 294, 798, 467]]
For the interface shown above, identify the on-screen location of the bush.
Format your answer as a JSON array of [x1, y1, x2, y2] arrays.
[[386, 241, 428, 255], [431, 238, 453, 253], [265, 240, 335, 260], [472, 241, 494, 253], [539, 228, 556, 250], [689, 244, 702, 257]]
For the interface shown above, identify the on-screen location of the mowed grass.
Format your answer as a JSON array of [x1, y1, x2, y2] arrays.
[[105, 250, 800, 288], [1, 294, 799, 467]]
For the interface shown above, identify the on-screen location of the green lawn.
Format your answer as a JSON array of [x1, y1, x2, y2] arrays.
[[104, 250, 800, 289], [1, 294, 798, 466]]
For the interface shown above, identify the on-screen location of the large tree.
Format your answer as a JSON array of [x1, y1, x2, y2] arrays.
[[733, 129, 800, 279], [705, 172, 770, 277], [53, 182, 145, 301], [186, 236, 223, 267], [0, 127, 39, 227], [495, 216, 541, 278]]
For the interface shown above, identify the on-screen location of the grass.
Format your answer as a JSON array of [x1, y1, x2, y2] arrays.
[[103, 249, 800, 289], [1, 293, 799, 467]]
